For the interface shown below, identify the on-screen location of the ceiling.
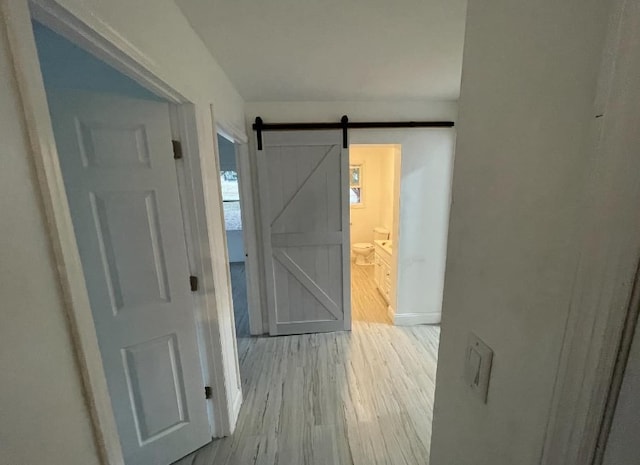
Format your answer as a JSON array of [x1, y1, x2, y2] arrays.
[[175, 0, 467, 102]]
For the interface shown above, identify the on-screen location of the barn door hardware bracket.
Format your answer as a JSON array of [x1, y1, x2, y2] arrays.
[[254, 116, 264, 150], [341, 115, 349, 148], [172, 140, 183, 160]]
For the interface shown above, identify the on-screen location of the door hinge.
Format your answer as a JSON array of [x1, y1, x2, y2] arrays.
[[205, 386, 212, 399], [172, 140, 183, 160], [190, 275, 198, 292]]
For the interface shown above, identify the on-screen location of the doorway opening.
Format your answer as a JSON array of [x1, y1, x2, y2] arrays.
[[349, 144, 401, 325], [28, 16, 231, 465], [217, 133, 250, 342]]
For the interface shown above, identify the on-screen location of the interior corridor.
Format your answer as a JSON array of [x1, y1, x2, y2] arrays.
[[175, 263, 440, 465]]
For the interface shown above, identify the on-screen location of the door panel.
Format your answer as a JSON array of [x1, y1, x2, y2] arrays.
[[258, 131, 351, 335], [122, 334, 187, 443], [47, 90, 210, 465], [89, 190, 171, 312]]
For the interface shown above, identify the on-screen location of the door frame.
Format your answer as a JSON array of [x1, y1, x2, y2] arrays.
[[214, 124, 263, 336], [539, 0, 640, 463], [348, 143, 402, 321], [1, 1, 238, 464]]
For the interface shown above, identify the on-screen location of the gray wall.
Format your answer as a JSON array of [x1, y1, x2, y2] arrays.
[[33, 21, 160, 99]]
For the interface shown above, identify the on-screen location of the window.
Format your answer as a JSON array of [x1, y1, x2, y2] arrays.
[[220, 170, 242, 230], [350, 165, 363, 206]]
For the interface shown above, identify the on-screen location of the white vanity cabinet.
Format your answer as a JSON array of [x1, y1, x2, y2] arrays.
[[374, 242, 392, 304]]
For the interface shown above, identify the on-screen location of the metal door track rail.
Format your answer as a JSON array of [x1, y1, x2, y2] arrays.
[[252, 116, 455, 149]]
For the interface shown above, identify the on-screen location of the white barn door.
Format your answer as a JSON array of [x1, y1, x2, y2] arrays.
[[258, 130, 351, 335], [48, 90, 210, 465]]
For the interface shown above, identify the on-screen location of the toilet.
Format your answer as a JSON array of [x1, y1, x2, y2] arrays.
[[352, 227, 390, 265]]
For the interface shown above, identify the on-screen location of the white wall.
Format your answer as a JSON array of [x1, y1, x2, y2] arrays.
[[1, 1, 246, 463], [350, 141, 452, 325], [394, 130, 454, 324], [246, 101, 456, 327], [349, 133, 455, 325], [0, 18, 100, 465], [430, 0, 612, 464], [247, 100, 457, 124]]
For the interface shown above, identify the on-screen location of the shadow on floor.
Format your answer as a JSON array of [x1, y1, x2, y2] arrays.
[[230, 262, 250, 338]]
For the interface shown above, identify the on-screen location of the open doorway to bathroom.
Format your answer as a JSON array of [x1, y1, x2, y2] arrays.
[[349, 145, 401, 324], [218, 134, 250, 338]]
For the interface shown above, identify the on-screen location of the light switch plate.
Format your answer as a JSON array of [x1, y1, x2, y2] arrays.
[[465, 333, 494, 403]]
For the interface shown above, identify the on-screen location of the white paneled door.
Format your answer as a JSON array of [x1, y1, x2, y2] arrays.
[[48, 90, 210, 465], [258, 130, 351, 335]]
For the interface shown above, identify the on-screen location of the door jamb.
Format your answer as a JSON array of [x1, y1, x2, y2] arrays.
[[540, 0, 640, 463], [2, 1, 236, 463], [341, 144, 352, 331], [169, 106, 228, 438], [348, 143, 402, 322], [215, 123, 264, 335]]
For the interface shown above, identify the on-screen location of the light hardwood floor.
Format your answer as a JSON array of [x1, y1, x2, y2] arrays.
[[351, 264, 392, 325], [174, 263, 440, 465]]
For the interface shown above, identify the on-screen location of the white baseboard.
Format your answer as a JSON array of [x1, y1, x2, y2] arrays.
[[393, 312, 441, 326], [387, 305, 395, 322]]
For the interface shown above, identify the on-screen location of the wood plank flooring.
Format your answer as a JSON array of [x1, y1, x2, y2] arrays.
[[350, 264, 392, 325], [174, 263, 440, 465], [230, 262, 250, 337]]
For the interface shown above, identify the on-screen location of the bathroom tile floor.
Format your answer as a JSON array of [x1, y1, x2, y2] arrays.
[[173, 263, 440, 465]]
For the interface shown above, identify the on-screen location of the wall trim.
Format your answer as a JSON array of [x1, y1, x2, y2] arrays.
[[387, 305, 395, 323], [216, 116, 263, 334], [171, 104, 233, 438], [229, 388, 243, 433], [233, 138, 263, 335], [394, 312, 441, 326], [29, 0, 186, 103], [2, 1, 124, 463], [541, 1, 640, 464], [217, 119, 248, 145]]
